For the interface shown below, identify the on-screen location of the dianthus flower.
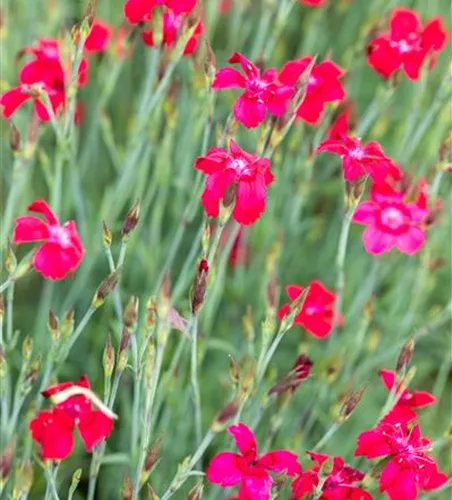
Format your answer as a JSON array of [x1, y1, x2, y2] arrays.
[[355, 421, 448, 499], [268, 354, 313, 396], [207, 422, 301, 499], [13, 199, 84, 280], [367, 7, 448, 80], [379, 369, 435, 424], [0, 38, 87, 121], [326, 105, 354, 141], [212, 52, 294, 128], [278, 56, 345, 125], [278, 281, 339, 338], [124, 0, 197, 24], [30, 375, 115, 460], [317, 135, 399, 185], [194, 140, 274, 225], [291, 452, 372, 500], [84, 19, 113, 54], [352, 180, 429, 255]]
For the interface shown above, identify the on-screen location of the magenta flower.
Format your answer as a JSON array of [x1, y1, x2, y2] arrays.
[[207, 422, 301, 499], [212, 52, 294, 128], [352, 181, 429, 255]]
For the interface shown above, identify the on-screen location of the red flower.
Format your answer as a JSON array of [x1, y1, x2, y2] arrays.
[[379, 369, 436, 423], [206, 422, 301, 499], [317, 135, 399, 185], [367, 8, 448, 80], [141, 11, 204, 55], [194, 140, 274, 225], [299, 0, 328, 6], [212, 52, 294, 128], [278, 281, 339, 338], [291, 452, 372, 500], [84, 19, 112, 54], [278, 57, 345, 125], [13, 199, 84, 280], [355, 421, 448, 499], [30, 376, 115, 460], [352, 180, 429, 255], [124, 0, 196, 24], [327, 106, 353, 141]]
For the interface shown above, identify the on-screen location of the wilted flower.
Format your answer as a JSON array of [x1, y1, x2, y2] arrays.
[[13, 199, 84, 280], [269, 354, 313, 396]]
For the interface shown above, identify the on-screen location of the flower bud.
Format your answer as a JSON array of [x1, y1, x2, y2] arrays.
[[202, 224, 211, 256], [61, 308, 75, 339], [344, 177, 366, 211], [103, 334, 115, 379], [211, 399, 240, 432], [123, 296, 139, 331], [93, 269, 120, 308], [191, 259, 209, 314], [121, 471, 133, 500], [102, 220, 112, 247], [9, 123, 20, 152], [23, 356, 41, 393], [338, 384, 367, 423], [319, 456, 334, 477], [242, 307, 255, 343], [21, 336, 33, 363], [188, 479, 204, 500], [121, 199, 140, 241], [269, 354, 313, 396], [5, 241, 17, 275], [147, 485, 159, 500], [0, 438, 15, 488], [229, 355, 240, 385], [117, 328, 131, 373], [0, 348, 6, 379], [140, 438, 161, 486], [145, 344, 156, 386], [203, 39, 216, 87], [68, 469, 82, 499], [396, 337, 415, 374], [47, 310, 60, 343], [146, 297, 157, 331], [280, 286, 309, 332], [239, 362, 255, 402]]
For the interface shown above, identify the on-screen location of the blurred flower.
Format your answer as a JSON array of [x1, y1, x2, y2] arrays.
[[84, 19, 112, 54], [212, 52, 294, 128], [326, 105, 354, 141], [379, 369, 435, 424], [124, 0, 197, 25], [13, 199, 84, 280], [278, 281, 340, 338], [0, 38, 87, 121], [291, 452, 372, 500], [355, 421, 447, 499], [206, 422, 300, 499], [298, 0, 328, 6], [219, 226, 249, 267], [317, 135, 399, 185], [352, 180, 429, 255], [194, 140, 274, 225], [30, 375, 114, 460], [278, 56, 345, 125], [367, 7, 448, 80], [142, 12, 203, 55], [218, 0, 232, 14]]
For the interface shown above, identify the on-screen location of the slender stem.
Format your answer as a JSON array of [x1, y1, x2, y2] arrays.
[[189, 315, 202, 448], [6, 282, 14, 344], [0, 279, 12, 295], [59, 305, 97, 362], [44, 465, 60, 500], [312, 422, 340, 451]]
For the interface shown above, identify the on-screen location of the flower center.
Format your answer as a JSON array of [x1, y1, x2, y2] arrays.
[[381, 207, 405, 230], [390, 33, 420, 54], [48, 225, 72, 248], [231, 157, 252, 177], [349, 147, 364, 160]]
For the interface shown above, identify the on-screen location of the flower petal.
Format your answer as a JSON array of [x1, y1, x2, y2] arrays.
[[33, 241, 80, 280], [228, 52, 259, 80], [355, 428, 393, 458], [213, 67, 247, 89], [409, 390, 436, 408], [233, 176, 267, 225], [78, 410, 114, 451], [233, 94, 267, 128], [259, 450, 301, 476], [14, 216, 49, 243], [352, 202, 378, 225], [362, 226, 394, 255], [206, 452, 244, 487], [395, 226, 425, 255], [27, 199, 59, 225], [0, 87, 32, 119], [241, 472, 273, 500], [228, 422, 257, 459], [380, 369, 396, 390]]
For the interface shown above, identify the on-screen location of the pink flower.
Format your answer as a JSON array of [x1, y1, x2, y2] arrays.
[[278, 281, 340, 338], [194, 140, 274, 225], [84, 19, 113, 54], [379, 369, 436, 423], [207, 422, 301, 499], [352, 181, 429, 255], [367, 8, 448, 80], [30, 376, 114, 460], [291, 452, 372, 500], [278, 57, 345, 125], [317, 135, 400, 185], [355, 421, 448, 499], [212, 52, 294, 128], [13, 199, 84, 280]]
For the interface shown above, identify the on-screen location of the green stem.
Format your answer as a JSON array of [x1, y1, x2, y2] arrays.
[[189, 315, 202, 448], [312, 422, 340, 451], [6, 282, 14, 344], [0, 279, 12, 295], [44, 465, 60, 500]]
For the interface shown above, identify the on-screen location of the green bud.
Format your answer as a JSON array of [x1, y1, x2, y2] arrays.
[[92, 269, 120, 308], [21, 336, 33, 363], [47, 310, 60, 343], [68, 469, 82, 499], [103, 334, 115, 379]]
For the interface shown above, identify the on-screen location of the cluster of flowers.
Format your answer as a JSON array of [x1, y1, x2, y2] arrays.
[[206, 369, 447, 500]]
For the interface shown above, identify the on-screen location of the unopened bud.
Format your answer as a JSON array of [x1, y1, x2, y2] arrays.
[[203, 39, 216, 86], [23, 356, 41, 392], [396, 337, 415, 374], [145, 344, 156, 384], [345, 177, 366, 211], [239, 363, 255, 402], [188, 479, 204, 500], [118, 328, 131, 372], [47, 310, 60, 343], [191, 259, 209, 314], [12, 460, 33, 496], [121, 199, 140, 240], [0, 438, 15, 485], [9, 123, 21, 152], [68, 469, 82, 499], [5, 241, 17, 274], [102, 220, 112, 247], [21, 336, 33, 362], [159, 273, 171, 320], [147, 485, 159, 500], [93, 269, 120, 308], [140, 439, 161, 486], [338, 384, 367, 422], [280, 286, 309, 332], [269, 354, 313, 396], [229, 355, 240, 385], [103, 334, 115, 379], [62, 309, 75, 338], [121, 471, 133, 500], [211, 399, 240, 432], [123, 296, 139, 330], [146, 297, 157, 330]]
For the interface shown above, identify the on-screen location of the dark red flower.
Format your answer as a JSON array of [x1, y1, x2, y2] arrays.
[[207, 422, 301, 499], [13, 199, 84, 280], [291, 452, 372, 500], [355, 421, 448, 499], [379, 369, 436, 423], [278, 57, 345, 125], [352, 180, 429, 255], [30, 376, 115, 460], [84, 19, 112, 54], [317, 135, 399, 185], [124, 0, 197, 24], [367, 8, 448, 80], [278, 281, 339, 339], [212, 52, 294, 128], [194, 140, 274, 225]]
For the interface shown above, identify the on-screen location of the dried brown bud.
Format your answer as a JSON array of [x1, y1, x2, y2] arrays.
[[338, 384, 367, 422], [191, 259, 209, 314], [140, 438, 161, 486], [9, 123, 21, 152], [48, 310, 60, 343], [24, 355, 41, 389], [102, 220, 112, 247], [204, 39, 216, 85], [146, 297, 157, 330], [396, 337, 415, 373], [123, 296, 139, 330], [121, 471, 133, 500], [211, 399, 240, 432], [93, 269, 120, 308], [62, 308, 75, 338], [345, 177, 366, 211], [188, 479, 204, 500], [118, 328, 131, 372], [121, 199, 140, 240], [103, 334, 115, 379], [223, 182, 237, 208], [229, 355, 240, 385], [269, 354, 313, 396]]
